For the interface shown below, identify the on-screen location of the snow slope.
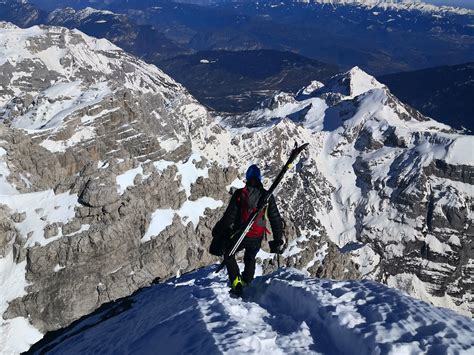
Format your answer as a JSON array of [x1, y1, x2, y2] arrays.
[[29, 267, 474, 354], [0, 21, 186, 131]]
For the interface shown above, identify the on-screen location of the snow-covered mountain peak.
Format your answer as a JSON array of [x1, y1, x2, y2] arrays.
[[300, 0, 474, 15], [47, 6, 121, 23], [328, 66, 386, 99], [219, 65, 472, 318], [0, 22, 205, 134], [0, 21, 119, 74], [0, 23, 220, 351], [298, 80, 325, 97], [225, 67, 432, 134], [80, 7, 116, 18]]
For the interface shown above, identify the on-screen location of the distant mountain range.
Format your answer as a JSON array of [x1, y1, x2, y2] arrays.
[[11, 0, 471, 74], [27, 0, 474, 13], [425, 0, 474, 9], [0, 3, 189, 60], [0, 0, 46, 26], [1, 0, 472, 129], [46, 6, 188, 61], [299, 0, 473, 14], [161, 52, 474, 134]]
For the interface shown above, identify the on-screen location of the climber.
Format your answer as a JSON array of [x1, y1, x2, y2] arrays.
[[212, 164, 285, 295]]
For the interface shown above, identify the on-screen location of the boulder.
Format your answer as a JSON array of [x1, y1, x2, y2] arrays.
[[79, 179, 120, 208], [11, 212, 26, 223]]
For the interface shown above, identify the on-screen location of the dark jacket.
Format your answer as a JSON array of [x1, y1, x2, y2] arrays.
[[214, 179, 283, 243]]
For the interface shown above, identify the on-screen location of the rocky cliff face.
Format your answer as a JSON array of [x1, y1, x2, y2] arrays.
[[0, 21, 227, 352], [0, 22, 472, 353]]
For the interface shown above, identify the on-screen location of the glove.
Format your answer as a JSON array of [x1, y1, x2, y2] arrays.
[[269, 238, 286, 254]]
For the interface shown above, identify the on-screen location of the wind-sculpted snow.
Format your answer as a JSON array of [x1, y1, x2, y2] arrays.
[[29, 267, 474, 354]]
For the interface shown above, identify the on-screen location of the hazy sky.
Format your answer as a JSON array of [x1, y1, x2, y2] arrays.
[[422, 0, 474, 9]]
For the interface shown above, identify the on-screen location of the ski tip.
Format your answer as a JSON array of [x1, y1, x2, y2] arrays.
[[295, 142, 309, 154]]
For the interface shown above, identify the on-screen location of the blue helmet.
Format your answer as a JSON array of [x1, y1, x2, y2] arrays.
[[246, 164, 262, 181]]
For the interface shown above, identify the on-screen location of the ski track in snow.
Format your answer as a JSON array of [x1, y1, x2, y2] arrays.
[[28, 268, 474, 355]]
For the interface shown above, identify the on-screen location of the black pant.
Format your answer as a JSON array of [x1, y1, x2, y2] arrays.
[[225, 237, 262, 284]]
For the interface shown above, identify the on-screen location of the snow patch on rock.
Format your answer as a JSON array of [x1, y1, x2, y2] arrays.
[[2, 190, 79, 247], [0, 253, 42, 354], [445, 136, 474, 165], [143, 197, 223, 242], [40, 127, 96, 153]]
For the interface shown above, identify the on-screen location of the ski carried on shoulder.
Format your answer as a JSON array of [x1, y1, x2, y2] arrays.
[[215, 142, 309, 274]]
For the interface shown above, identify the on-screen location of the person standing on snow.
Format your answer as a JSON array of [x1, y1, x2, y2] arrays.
[[212, 164, 285, 295]]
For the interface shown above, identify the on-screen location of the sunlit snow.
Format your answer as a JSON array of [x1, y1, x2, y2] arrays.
[[0, 253, 42, 354], [1, 190, 79, 247], [28, 268, 474, 354], [142, 197, 223, 242]]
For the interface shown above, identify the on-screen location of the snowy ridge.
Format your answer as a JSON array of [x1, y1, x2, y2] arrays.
[[28, 267, 474, 354], [297, 0, 474, 15], [47, 7, 122, 24]]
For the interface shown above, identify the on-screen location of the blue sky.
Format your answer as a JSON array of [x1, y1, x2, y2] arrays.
[[423, 0, 474, 9]]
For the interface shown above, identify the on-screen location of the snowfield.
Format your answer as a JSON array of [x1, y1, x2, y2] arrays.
[[29, 267, 474, 354]]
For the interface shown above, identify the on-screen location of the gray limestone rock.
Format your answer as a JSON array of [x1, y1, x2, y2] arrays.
[[424, 160, 473, 185], [11, 211, 26, 223], [79, 179, 120, 208], [0, 223, 17, 257], [62, 219, 82, 236], [0, 205, 17, 256], [315, 243, 360, 280], [43, 223, 59, 239]]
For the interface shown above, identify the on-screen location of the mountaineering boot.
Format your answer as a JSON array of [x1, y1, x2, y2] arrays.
[[230, 276, 244, 297]]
